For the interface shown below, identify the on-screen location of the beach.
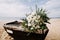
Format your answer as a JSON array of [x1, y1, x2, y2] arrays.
[[45, 19, 60, 40], [0, 19, 60, 40]]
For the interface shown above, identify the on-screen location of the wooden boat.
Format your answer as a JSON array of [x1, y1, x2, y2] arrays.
[[3, 21, 49, 40]]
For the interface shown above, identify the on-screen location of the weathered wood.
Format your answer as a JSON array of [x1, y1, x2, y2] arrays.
[[3, 21, 49, 40]]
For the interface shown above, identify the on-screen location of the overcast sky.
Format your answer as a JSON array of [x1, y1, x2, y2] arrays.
[[0, 0, 60, 18]]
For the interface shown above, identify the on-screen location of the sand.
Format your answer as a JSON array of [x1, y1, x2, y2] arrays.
[[45, 19, 60, 40], [0, 19, 60, 40], [0, 20, 14, 40]]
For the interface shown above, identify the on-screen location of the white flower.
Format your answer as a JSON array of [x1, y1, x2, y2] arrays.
[[35, 20, 38, 22], [32, 24, 35, 27], [35, 25, 40, 29], [27, 15, 33, 22], [31, 27, 34, 30], [38, 15, 40, 19], [26, 11, 41, 31], [33, 16, 36, 20], [37, 25, 40, 28], [28, 23, 31, 26]]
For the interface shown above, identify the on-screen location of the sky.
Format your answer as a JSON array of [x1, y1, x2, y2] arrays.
[[0, 0, 60, 18]]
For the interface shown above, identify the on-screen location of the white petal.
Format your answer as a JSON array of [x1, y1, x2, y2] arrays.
[[31, 27, 33, 30], [28, 23, 31, 26]]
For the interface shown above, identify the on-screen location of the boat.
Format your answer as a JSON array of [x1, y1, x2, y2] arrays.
[[3, 21, 49, 40]]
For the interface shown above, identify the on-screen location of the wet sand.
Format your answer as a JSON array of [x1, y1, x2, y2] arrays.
[[0, 19, 60, 40]]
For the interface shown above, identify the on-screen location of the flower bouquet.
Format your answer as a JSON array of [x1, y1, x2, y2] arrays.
[[3, 7, 50, 40]]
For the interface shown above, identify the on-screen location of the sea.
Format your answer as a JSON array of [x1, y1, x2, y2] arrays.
[[0, 17, 60, 21], [0, 17, 25, 21]]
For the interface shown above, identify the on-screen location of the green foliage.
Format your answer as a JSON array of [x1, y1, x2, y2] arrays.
[[21, 6, 50, 33]]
